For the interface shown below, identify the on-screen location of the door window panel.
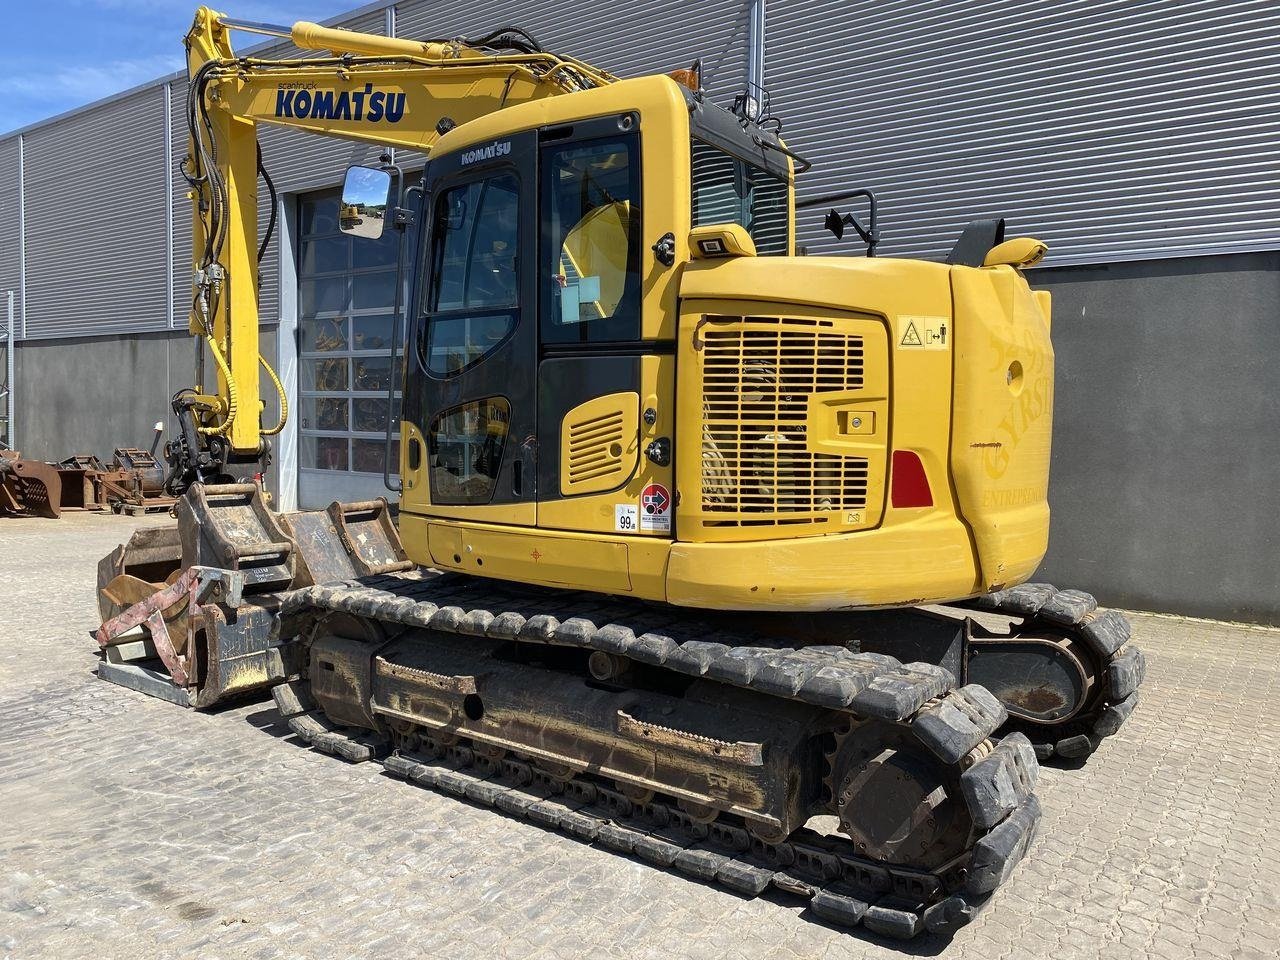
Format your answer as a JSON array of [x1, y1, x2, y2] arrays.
[[352, 438, 396, 474], [301, 357, 349, 392], [424, 314, 515, 376], [353, 271, 396, 310], [428, 397, 511, 504], [302, 435, 349, 471], [297, 181, 419, 487], [427, 176, 520, 312], [541, 136, 641, 343], [353, 397, 389, 432], [301, 235, 348, 274], [300, 317, 348, 352], [300, 276, 348, 316], [354, 228, 400, 269], [353, 356, 393, 392], [300, 396, 349, 432], [419, 173, 520, 377], [352, 315, 394, 351]]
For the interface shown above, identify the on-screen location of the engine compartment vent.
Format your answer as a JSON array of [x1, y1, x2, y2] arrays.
[[561, 392, 640, 495]]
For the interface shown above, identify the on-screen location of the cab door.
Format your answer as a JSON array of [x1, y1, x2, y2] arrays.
[[534, 118, 675, 539], [406, 131, 538, 524]]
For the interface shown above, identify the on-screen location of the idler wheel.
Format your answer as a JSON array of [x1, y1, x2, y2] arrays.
[[831, 724, 971, 870]]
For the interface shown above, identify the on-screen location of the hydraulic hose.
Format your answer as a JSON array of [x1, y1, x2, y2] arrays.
[[259, 353, 288, 437], [196, 333, 238, 437]]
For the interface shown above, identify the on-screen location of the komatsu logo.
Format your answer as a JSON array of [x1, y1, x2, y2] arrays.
[[274, 82, 406, 123], [460, 140, 512, 165]]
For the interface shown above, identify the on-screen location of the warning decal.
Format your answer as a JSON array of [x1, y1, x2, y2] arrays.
[[639, 482, 672, 532], [898, 315, 950, 351]]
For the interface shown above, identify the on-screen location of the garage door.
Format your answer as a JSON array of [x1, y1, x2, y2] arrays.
[[296, 188, 409, 508]]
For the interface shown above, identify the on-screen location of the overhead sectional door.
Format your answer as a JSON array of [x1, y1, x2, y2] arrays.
[[296, 187, 410, 508], [766, 0, 1280, 265]]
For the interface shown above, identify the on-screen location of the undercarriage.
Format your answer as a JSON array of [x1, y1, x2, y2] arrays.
[[92, 483, 1143, 939]]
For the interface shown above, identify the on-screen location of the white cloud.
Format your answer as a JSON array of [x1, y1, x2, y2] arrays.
[[0, 54, 184, 105]]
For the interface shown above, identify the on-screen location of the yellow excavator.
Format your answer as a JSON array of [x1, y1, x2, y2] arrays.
[[93, 7, 1146, 939]]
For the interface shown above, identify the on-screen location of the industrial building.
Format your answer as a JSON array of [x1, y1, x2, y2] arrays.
[[2, 0, 1278, 623]]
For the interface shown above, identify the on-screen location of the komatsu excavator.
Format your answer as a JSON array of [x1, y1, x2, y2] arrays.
[[93, 6, 1147, 939]]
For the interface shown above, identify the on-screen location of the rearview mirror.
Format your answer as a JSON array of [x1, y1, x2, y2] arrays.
[[339, 165, 392, 239]]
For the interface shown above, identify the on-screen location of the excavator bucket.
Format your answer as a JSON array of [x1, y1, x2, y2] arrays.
[[94, 482, 411, 708], [0, 452, 63, 518]]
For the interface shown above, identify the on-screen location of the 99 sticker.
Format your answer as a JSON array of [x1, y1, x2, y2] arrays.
[[615, 504, 638, 532], [639, 483, 672, 533]]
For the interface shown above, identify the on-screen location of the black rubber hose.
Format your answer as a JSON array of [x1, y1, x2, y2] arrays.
[[257, 141, 278, 264]]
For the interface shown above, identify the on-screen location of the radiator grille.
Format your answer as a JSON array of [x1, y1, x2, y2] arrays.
[[567, 410, 626, 485], [701, 316, 869, 526]]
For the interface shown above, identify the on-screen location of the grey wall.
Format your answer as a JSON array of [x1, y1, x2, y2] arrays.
[[1034, 251, 1280, 625], [767, 0, 1280, 265], [13, 328, 282, 492]]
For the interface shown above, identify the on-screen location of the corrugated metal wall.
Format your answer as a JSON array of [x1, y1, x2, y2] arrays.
[[6, 0, 1280, 338], [21, 87, 171, 339], [395, 0, 750, 96], [0, 138, 19, 325], [766, 0, 1280, 264], [169, 80, 192, 330]]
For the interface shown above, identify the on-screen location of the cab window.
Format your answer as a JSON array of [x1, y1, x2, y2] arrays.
[[691, 139, 788, 255], [540, 135, 641, 344], [420, 173, 519, 376]]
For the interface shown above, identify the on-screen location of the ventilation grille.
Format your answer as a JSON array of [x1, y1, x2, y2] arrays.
[[701, 316, 868, 526], [568, 411, 626, 484], [559, 391, 640, 497]]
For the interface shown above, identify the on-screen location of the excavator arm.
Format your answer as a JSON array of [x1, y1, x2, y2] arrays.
[[168, 6, 616, 492]]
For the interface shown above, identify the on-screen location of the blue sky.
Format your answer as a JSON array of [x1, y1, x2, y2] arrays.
[[1, 0, 360, 134]]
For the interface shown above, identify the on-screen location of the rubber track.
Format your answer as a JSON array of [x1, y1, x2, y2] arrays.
[[965, 583, 1146, 760], [273, 572, 1043, 939]]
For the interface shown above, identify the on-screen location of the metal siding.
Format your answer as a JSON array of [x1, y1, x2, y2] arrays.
[[0, 138, 19, 325], [170, 79, 194, 330], [394, 0, 751, 99], [23, 87, 170, 339], [766, 0, 1280, 264]]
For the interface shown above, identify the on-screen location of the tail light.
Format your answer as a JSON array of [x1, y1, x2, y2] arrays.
[[890, 451, 933, 508]]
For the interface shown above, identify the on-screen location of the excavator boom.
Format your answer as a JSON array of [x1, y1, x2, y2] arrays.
[[171, 6, 615, 490]]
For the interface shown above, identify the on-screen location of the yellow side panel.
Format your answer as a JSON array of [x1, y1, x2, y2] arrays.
[[538, 355, 674, 538], [402, 515, 670, 598], [950, 265, 1054, 590], [560, 391, 640, 496]]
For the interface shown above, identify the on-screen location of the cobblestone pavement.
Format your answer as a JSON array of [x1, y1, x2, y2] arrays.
[[1, 511, 1278, 960]]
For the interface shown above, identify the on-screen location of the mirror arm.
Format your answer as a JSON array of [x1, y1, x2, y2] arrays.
[[797, 188, 880, 257]]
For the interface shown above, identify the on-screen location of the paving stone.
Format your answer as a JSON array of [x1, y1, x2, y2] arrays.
[[0, 512, 1277, 959]]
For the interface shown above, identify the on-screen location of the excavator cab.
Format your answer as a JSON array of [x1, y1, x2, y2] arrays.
[[330, 75, 1057, 615]]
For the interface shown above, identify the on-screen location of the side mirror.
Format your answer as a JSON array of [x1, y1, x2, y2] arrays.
[[339, 165, 393, 240]]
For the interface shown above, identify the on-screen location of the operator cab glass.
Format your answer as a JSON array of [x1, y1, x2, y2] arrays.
[[690, 140, 789, 255], [422, 173, 520, 376], [539, 133, 642, 344]]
